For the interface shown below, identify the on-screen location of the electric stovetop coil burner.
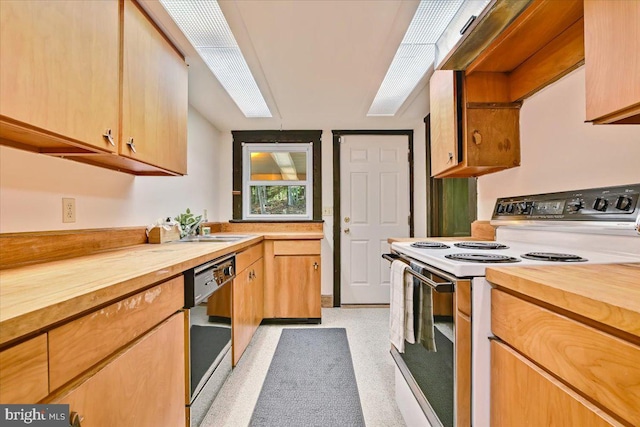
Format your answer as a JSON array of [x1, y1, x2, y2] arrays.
[[410, 242, 451, 249], [445, 253, 521, 263], [454, 242, 509, 250], [521, 252, 588, 262]]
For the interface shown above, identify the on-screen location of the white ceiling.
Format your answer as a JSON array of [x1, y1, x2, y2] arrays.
[[140, 0, 431, 132]]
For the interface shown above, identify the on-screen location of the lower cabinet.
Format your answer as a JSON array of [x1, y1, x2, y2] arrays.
[[455, 279, 471, 427], [491, 288, 636, 426], [491, 340, 618, 427], [264, 239, 321, 319], [52, 313, 185, 426], [232, 257, 264, 366], [0, 334, 48, 404]]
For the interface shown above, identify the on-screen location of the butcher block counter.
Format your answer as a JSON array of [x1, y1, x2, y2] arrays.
[[0, 232, 323, 347]]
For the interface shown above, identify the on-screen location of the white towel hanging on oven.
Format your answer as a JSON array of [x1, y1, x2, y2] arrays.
[[389, 260, 414, 352]]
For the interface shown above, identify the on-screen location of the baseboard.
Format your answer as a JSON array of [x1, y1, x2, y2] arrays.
[[321, 295, 333, 308]]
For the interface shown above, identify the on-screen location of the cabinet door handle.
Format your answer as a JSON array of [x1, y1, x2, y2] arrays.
[[103, 128, 115, 146], [70, 412, 84, 427], [127, 137, 137, 153], [448, 152, 453, 163], [313, 262, 318, 271]]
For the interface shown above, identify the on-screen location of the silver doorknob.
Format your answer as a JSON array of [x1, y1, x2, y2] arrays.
[[344, 228, 350, 234]]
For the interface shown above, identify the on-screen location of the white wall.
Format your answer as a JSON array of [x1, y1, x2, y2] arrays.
[[477, 67, 640, 219], [0, 106, 222, 232], [216, 125, 428, 296]]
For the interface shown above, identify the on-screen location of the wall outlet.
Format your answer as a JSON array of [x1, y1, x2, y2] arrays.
[[322, 207, 333, 216], [62, 198, 76, 223]]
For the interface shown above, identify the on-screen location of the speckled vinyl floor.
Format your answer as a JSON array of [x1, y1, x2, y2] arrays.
[[201, 307, 406, 427]]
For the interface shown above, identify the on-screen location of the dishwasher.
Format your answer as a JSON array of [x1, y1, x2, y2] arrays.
[[184, 253, 235, 427]]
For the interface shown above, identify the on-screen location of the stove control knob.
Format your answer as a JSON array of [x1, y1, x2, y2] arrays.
[[496, 203, 505, 214], [505, 203, 515, 214], [615, 196, 633, 211], [593, 197, 608, 212], [567, 199, 584, 213], [515, 202, 530, 215]]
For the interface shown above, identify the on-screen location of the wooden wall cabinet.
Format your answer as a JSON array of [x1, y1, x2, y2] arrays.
[[0, 0, 120, 154], [584, 0, 640, 124], [264, 240, 321, 319], [429, 70, 520, 178], [0, 0, 188, 175], [120, 0, 188, 174], [491, 288, 637, 426]]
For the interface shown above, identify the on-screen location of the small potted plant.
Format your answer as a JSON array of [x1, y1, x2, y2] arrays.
[[175, 208, 203, 238]]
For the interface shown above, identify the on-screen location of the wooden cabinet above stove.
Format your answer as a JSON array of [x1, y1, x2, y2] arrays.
[[430, 70, 521, 178]]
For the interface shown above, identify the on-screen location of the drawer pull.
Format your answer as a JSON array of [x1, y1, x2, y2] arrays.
[[314, 262, 318, 271], [127, 137, 137, 153], [102, 128, 115, 146], [70, 412, 84, 427]]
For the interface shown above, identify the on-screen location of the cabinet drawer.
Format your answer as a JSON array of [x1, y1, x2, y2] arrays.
[[236, 243, 263, 272], [0, 334, 48, 403], [492, 289, 640, 426], [49, 276, 184, 390], [491, 340, 620, 427], [273, 240, 320, 256], [52, 313, 185, 427]]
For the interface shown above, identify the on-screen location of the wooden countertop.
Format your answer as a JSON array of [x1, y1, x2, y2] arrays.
[[486, 263, 640, 338], [0, 232, 323, 346]]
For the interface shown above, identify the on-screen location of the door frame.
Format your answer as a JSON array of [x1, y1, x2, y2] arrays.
[[424, 115, 477, 237], [332, 130, 414, 307]]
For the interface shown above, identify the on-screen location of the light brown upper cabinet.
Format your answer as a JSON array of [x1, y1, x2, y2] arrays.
[[584, 0, 640, 124], [121, 0, 188, 174], [0, 1, 120, 154], [0, 0, 188, 175], [430, 70, 520, 178]]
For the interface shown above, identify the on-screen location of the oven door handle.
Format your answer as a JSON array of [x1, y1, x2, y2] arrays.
[[382, 253, 454, 293]]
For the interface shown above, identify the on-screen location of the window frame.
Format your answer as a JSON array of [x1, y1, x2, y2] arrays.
[[232, 130, 322, 221], [242, 142, 313, 220]]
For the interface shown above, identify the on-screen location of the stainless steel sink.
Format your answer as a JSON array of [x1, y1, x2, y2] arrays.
[[178, 234, 252, 243]]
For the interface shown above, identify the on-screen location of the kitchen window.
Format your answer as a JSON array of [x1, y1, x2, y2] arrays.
[[232, 130, 322, 221], [243, 143, 312, 219]]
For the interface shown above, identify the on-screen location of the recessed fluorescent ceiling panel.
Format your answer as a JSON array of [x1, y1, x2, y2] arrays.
[[367, 0, 464, 116], [159, 0, 271, 118]]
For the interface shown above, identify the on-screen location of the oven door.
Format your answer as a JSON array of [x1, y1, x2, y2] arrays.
[[384, 253, 469, 427], [186, 279, 232, 426]]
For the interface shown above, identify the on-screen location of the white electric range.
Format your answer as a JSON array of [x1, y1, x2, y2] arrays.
[[388, 183, 640, 427]]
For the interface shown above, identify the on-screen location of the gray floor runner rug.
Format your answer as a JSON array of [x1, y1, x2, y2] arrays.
[[249, 328, 366, 427]]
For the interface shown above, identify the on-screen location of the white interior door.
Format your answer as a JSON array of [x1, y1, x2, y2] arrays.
[[340, 134, 410, 304]]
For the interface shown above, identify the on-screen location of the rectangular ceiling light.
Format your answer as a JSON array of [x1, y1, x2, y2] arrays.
[[159, 0, 272, 118], [367, 0, 465, 116]]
